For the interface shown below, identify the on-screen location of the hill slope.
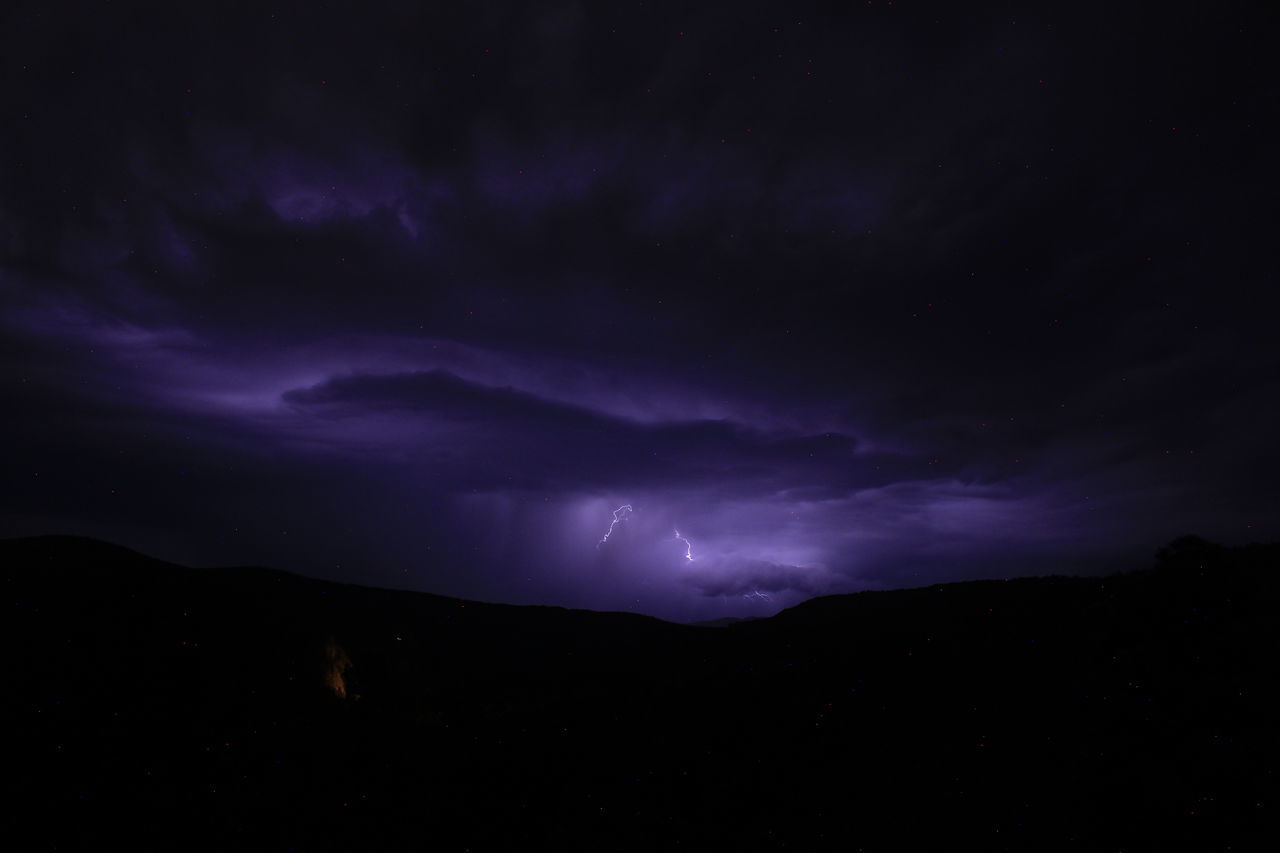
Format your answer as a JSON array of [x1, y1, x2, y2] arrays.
[[5, 535, 1277, 851]]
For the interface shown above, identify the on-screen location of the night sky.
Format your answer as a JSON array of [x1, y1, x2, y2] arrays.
[[2, 1, 1275, 622]]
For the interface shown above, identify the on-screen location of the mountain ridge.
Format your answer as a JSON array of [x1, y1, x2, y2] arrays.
[[5, 533, 1276, 851]]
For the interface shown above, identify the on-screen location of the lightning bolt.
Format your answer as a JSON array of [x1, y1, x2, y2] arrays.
[[597, 505, 634, 547], [743, 588, 771, 601], [673, 529, 694, 561]]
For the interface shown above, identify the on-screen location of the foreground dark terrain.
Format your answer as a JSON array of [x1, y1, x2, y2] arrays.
[[5, 536, 1277, 850]]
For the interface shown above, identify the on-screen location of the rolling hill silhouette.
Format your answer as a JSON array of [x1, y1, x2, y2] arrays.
[[5, 535, 1276, 851]]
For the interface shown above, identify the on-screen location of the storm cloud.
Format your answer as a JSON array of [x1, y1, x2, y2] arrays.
[[2, 0, 1274, 620]]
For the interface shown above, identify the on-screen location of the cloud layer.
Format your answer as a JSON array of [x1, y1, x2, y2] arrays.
[[1, 1, 1275, 620]]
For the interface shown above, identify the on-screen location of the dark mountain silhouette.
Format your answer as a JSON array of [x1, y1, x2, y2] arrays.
[[5, 534, 1276, 851]]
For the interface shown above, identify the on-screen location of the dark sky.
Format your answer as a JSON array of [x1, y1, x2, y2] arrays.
[[2, 0, 1275, 621]]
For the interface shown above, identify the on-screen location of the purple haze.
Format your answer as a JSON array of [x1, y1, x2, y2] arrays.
[[1, 2, 1275, 621]]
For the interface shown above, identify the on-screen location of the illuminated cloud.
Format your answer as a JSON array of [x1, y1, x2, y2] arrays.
[[1, 1, 1274, 623]]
